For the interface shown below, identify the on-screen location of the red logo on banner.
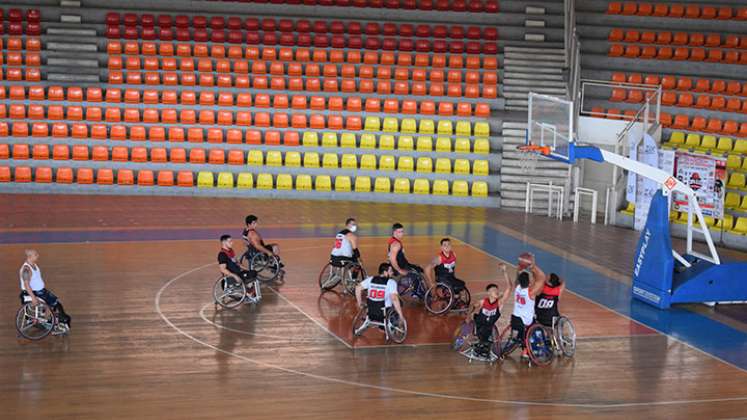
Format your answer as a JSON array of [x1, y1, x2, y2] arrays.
[[664, 177, 677, 190]]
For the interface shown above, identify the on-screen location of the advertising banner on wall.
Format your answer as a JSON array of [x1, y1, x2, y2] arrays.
[[627, 133, 676, 231], [672, 152, 726, 218]]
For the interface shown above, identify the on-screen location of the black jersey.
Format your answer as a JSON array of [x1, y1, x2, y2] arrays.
[[535, 285, 561, 326]]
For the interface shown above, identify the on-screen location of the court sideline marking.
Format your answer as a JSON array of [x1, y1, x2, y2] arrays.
[[156, 263, 747, 409]]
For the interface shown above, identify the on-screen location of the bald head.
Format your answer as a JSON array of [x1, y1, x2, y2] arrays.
[[25, 249, 38, 263]]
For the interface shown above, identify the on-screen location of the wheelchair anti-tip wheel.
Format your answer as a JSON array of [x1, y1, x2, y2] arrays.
[[16, 302, 56, 340], [385, 310, 407, 344], [525, 324, 554, 367], [213, 276, 246, 309], [424, 283, 454, 315], [554, 316, 576, 357], [250, 253, 281, 282], [352, 306, 368, 337], [318, 263, 343, 291]]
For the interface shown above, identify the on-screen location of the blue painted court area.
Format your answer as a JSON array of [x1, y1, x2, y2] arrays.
[[2, 221, 746, 370]]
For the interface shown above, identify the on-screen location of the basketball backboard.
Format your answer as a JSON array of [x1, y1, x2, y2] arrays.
[[527, 93, 575, 163]]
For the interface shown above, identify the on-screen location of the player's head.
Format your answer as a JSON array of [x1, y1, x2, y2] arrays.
[[245, 214, 258, 227], [440, 238, 451, 253], [25, 249, 39, 263], [392, 223, 404, 239], [517, 271, 530, 289], [378, 262, 393, 277], [547, 273, 562, 288], [345, 217, 357, 232], [220, 234, 233, 248], [486, 283, 499, 299]]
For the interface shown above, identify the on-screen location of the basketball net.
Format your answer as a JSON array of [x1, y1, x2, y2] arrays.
[[517, 144, 551, 173]]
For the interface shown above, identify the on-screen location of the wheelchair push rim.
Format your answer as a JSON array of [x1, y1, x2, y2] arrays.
[[16, 302, 56, 340], [386, 311, 407, 344], [352, 305, 368, 337], [554, 316, 576, 358], [424, 283, 454, 315], [250, 253, 281, 282], [498, 324, 520, 359], [318, 263, 343, 291], [213, 276, 246, 309], [452, 287, 471, 312], [342, 263, 366, 295], [451, 320, 475, 351], [526, 324, 554, 366]]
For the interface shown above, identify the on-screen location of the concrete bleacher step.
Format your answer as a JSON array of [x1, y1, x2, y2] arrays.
[[47, 57, 99, 68], [47, 73, 101, 82], [60, 14, 81, 23], [503, 85, 568, 95], [503, 46, 568, 111], [46, 27, 96, 37], [504, 72, 564, 81], [46, 41, 98, 52], [503, 78, 567, 88], [60, 0, 81, 6]]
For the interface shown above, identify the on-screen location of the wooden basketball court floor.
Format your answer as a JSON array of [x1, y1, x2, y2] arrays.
[[1, 194, 747, 419]]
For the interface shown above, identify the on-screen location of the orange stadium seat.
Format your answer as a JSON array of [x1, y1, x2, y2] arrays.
[[35, 167, 52, 183], [117, 169, 135, 185], [56, 168, 73, 184]]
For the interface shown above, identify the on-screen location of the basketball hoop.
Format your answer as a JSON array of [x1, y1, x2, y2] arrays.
[[517, 144, 551, 173]]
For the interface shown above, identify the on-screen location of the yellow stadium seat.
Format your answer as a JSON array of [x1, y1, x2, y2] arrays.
[[668, 131, 685, 145], [197, 172, 214, 188], [474, 122, 490, 137], [452, 180, 469, 196], [742, 159, 747, 172], [295, 174, 312, 191], [731, 217, 747, 234], [455, 120, 472, 136], [685, 133, 701, 149], [724, 192, 740, 209], [472, 160, 489, 176], [360, 154, 377, 170], [335, 176, 352, 192], [217, 172, 234, 188], [256, 173, 273, 189], [714, 214, 734, 230], [360, 134, 377, 149], [315, 175, 332, 191], [322, 153, 339, 168], [285, 151, 301, 167], [276, 173, 293, 190], [435, 137, 451, 152], [437, 120, 453, 136], [620, 202, 635, 215], [354, 176, 372, 192], [418, 119, 435, 135], [400, 118, 417, 134], [398, 156, 414, 172], [697, 135, 717, 152], [735, 140, 747, 155], [237, 172, 254, 188], [322, 132, 338, 147], [266, 151, 283, 166], [471, 181, 488, 197], [340, 133, 357, 148], [379, 135, 395, 150], [413, 179, 430, 195], [453, 159, 470, 175], [432, 180, 449, 195], [247, 150, 264, 165], [303, 132, 319, 147], [726, 155, 742, 170], [727, 172, 746, 189], [454, 137, 471, 153], [304, 152, 320, 168], [416, 136, 433, 151], [393, 178, 410, 194], [741, 195, 747, 210], [435, 158, 452, 173], [716, 136, 733, 153], [382, 117, 398, 133], [473, 138, 490, 154], [364, 116, 381, 131], [397, 136, 414, 150], [416, 157, 433, 172], [341, 154, 358, 169], [374, 177, 391, 193], [379, 155, 396, 171]]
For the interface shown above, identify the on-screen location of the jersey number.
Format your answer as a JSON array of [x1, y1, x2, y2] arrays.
[[334, 238, 342, 249], [369, 289, 386, 299], [537, 299, 555, 309], [515, 295, 526, 305]]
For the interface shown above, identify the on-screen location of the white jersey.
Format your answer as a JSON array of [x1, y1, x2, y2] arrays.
[[331, 230, 354, 258], [19, 262, 45, 292], [512, 285, 535, 326], [360, 276, 398, 308]]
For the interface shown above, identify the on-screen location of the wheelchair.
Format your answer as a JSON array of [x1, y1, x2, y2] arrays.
[[395, 265, 427, 302], [240, 248, 282, 282], [451, 320, 501, 363], [318, 259, 367, 295], [352, 304, 408, 344], [15, 296, 68, 340], [499, 315, 576, 366], [212, 274, 262, 309], [424, 280, 471, 315]]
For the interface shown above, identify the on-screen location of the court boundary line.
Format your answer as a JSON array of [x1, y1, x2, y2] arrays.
[[157, 264, 747, 409]]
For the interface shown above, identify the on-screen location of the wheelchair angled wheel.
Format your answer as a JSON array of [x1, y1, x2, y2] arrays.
[[453, 287, 471, 311], [213, 276, 246, 309], [342, 263, 366, 295], [424, 283, 454, 315], [452, 320, 475, 351], [15, 302, 56, 340], [554, 316, 576, 357], [385, 310, 407, 344], [525, 324, 554, 366], [318, 263, 343, 291], [352, 305, 368, 337], [498, 324, 520, 358], [250, 253, 281, 282]]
